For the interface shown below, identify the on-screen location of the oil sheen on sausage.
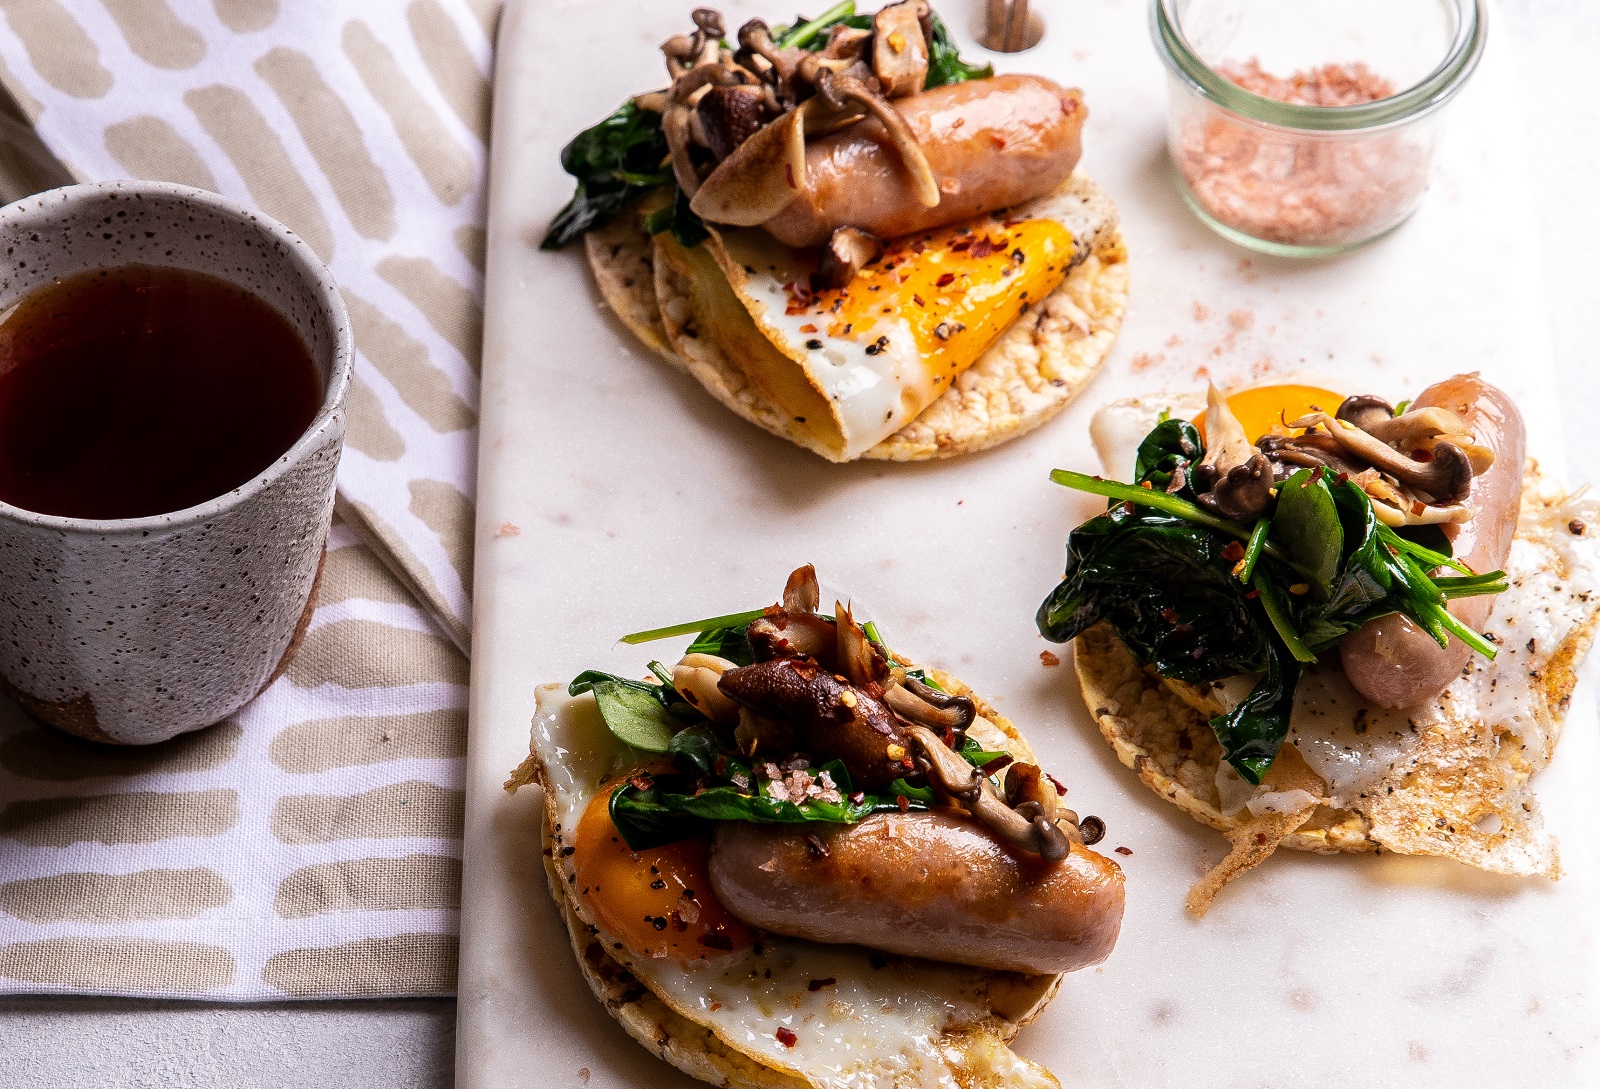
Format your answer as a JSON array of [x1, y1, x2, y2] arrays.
[[708, 810, 1124, 975], [1339, 374, 1526, 708], [761, 74, 1086, 249]]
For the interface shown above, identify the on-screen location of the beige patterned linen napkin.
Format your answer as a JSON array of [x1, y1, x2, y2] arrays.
[[0, 0, 499, 997]]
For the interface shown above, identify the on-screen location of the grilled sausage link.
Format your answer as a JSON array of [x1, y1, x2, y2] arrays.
[[1339, 374, 1526, 708], [761, 74, 1086, 249], [708, 810, 1124, 975]]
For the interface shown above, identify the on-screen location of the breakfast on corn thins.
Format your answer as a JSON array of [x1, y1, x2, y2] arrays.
[[1037, 373, 1600, 914], [509, 565, 1124, 1089], [542, 1, 1126, 462]]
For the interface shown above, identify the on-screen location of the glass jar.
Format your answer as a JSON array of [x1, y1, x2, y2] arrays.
[[1152, 0, 1487, 257]]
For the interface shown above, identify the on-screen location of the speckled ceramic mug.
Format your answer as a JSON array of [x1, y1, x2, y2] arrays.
[[0, 181, 351, 745]]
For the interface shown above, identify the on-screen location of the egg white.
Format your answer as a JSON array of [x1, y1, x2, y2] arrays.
[[1089, 391, 1600, 869], [530, 686, 1061, 1089], [706, 185, 1095, 461]]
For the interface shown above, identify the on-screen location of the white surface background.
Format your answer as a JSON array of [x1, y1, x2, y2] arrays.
[[0, 1, 1595, 1085]]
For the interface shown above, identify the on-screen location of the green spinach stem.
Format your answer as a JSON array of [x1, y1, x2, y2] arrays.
[[1049, 469, 1321, 582], [777, 0, 856, 48], [1240, 516, 1271, 583], [1423, 600, 1499, 659], [1434, 573, 1510, 597], [1376, 523, 1473, 574], [1251, 573, 1317, 663], [621, 607, 768, 645], [1052, 466, 1506, 663]]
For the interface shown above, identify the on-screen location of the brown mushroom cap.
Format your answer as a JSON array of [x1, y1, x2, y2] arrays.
[[818, 226, 883, 287], [834, 599, 889, 689], [1284, 410, 1480, 503], [687, 104, 807, 224], [821, 23, 872, 61], [1192, 384, 1272, 520], [1334, 393, 1394, 432], [1257, 433, 1368, 481], [1417, 440, 1476, 504], [697, 84, 769, 161], [1197, 452, 1274, 522], [1003, 762, 1059, 822], [717, 658, 914, 791], [882, 676, 976, 745], [782, 563, 820, 614], [748, 611, 837, 666], [1193, 383, 1256, 494], [1362, 406, 1494, 475], [871, 0, 930, 97], [904, 724, 1070, 860]]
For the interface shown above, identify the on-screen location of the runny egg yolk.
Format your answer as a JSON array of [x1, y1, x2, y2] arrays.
[[809, 215, 1073, 389], [1196, 383, 1345, 445], [570, 777, 754, 963]]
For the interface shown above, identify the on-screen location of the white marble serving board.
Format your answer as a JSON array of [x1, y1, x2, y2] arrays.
[[457, 0, 1600, 1085]]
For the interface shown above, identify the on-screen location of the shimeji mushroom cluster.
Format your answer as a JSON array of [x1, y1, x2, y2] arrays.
[[636, 4, 944, 281], [1193, 388, 1495, 527]]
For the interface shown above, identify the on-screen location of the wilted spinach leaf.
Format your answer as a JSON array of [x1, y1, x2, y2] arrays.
[[589, 681, 680, 752], [1269, 469, 1342, 595], [1294, 477, 1393, 650], [684, 623, 756, 666], [568, 669, 701, 753], [643, 183, 709, 249], [542, 101, 673, 249], [609, 757, 923, 849], [926, 12, 994, 88], [667, 725, 722, 778], [1039, 421, 1506, 782], [1037, 504, 1274, 685], [957, 735, 1009, 770], [1037, 500, 1294, 780], [1133, 418, 1203, 494], [1208, 648, 1299, 785]]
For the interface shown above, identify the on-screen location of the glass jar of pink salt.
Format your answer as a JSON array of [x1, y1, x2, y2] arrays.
[[1153, 0, 1487, 256]]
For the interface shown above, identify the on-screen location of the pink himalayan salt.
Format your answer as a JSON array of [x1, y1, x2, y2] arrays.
[[1178, 59, 1431, 248]]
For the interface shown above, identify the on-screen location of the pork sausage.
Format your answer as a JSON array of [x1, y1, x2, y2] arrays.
[[1339, 374, 1526, 708], [761, 74, 1086, 249], [708, 810, 1124, 975]]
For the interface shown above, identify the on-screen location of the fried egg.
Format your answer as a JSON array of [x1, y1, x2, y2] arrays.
[[671, 183, 1101, 462], [1090, 381, 1346, 478], [525, 685, 1062, 1089], [1079, 388, 1600, 884]]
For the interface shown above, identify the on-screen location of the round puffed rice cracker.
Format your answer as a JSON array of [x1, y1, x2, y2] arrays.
[[509, 665, 1062, 1089], [587, 176, 1127, 462], [1071, 462, 1600, 912]]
